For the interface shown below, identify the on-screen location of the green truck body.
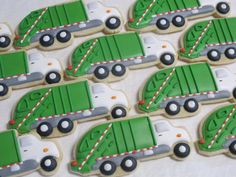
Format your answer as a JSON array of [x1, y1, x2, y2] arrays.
[[198, 104, 236, 154], [71, 116, 156, 174], [66, 32, 145, 77], [0, 51, 29, 78], [0, 130, 21, 167], [138, 63, 220, 113], [15, 1, 88, 48], [180, 18, 236, 62]]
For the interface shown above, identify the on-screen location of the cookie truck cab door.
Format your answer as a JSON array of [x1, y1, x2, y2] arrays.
[[85, 1, 122, 32], [90, 83, 129, 118], [153, 120, 191, 159], [19, 134, 60, 173]]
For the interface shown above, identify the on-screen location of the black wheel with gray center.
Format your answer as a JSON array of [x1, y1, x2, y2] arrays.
[[184, 99, 199, 113], [165, 101, 181, 116], [156, 18, 170, 30], [120, 156, 137, 172], [225, 48, 236, 59], [172, 15, 185, 27], [100, 161, 117, 176], [40, 156, 57, 172], [111, 106, 127, 119], [0, 35, 11, 48], [229, 141, 236, 155], [105, 16, 121, 30], [111, 64, 126, 77], [160, 53, 175, 66], [40, 34, 54, 47], [174, 143, 191, 158], [0, 83, 9, 97], [94, 66, 109, 80], [207, 49, 221, 61], [56, 30, 71, 43], [216, 2, 230, 15], [45, 71, 61, 84], [37, 122, 53, 137], [57, 118, 74, 133], [233, 88, 236, 99]]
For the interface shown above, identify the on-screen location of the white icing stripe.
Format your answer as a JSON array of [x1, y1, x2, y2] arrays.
[[136, 0, 157, 26], [16, 89, 52, 129], [0, 162, 23, 170], [73, 39, 98, 74], [0, 73, 31, 81], [154, 6, 202, 17], [90, 56, 144, 66], [78, 124, 112, 170], [206, 41, 236, 47], [96, 145, 158, 161], [20, 8, 48, 43], [208, 106, 236, 149], [35, 108, 95, 121], [188, 20, 212, 56], [36, 20, 90, 33], [164, 91, 219, 101], [146, 68, 175, 109]]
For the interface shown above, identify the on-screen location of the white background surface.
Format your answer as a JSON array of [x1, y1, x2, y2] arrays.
[[0, 0, 236, 177]]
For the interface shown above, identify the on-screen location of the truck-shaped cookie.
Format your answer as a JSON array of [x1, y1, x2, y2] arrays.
[[65, 32, 177, 81], [198, 104, 236, 157], [70, 116, 191, 176], [127, 0, 230, 33], [0, 23, 14, 51], [9, 80, 129, 138], [14, 0, 123, 50], [0, 51, 62, 100], [0, 130, 61, 177], [138, 63, 236, 118], [179, 17, 236, 65]]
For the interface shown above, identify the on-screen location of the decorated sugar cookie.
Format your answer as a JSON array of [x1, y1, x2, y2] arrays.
[[137, 63, 236, 118], [9, 80, 129, 138], [179, 17, 236, 65], [70, 116, 191, 176], [127, 0, 230, 34], [0, 23, 14, 51], [0, 51, 62, 100], [14, 0, 123, 50], [0, 130, 61, 177], [198, 104, 236, 158], [65, 32, 177, 82]]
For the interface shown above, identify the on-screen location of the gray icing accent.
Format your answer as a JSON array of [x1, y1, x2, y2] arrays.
[[150, 5, 215, 25], [30, 20, 103, 43], [223, 137, 236, 149], [0, 160, 38, 177], [31, 107, 109, 130], [0, 72, 44, 87], [201, 44, 236, 57], [87, 55, 157, 74], [92, 144, 170, 171], [160, 90, 231, 109]]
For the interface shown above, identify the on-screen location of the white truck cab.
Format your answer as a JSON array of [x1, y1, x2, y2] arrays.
[[140, 33, 177, 66], [213, 67, 236, 93], [0, 23, 13, 51], [153, 120, 191, 149]]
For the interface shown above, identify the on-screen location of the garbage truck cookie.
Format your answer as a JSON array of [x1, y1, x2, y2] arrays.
[[9, 80, 129, 138], [179, 17, 236, 65], [197, 104, 236, 158], [0, 50, 62, 101], [70, 116, 191, 176], [127, 0, 230, 34], [65, 32, 177, 82], [0, 23, 14, 51], [138, 63, 236, 118], [0, 130, 61, 177], [14, 0, 123, 50]]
